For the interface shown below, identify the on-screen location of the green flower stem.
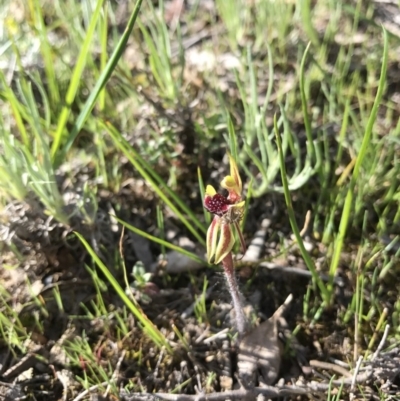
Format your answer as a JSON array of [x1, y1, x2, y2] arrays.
[[222, 252, 246, 337]]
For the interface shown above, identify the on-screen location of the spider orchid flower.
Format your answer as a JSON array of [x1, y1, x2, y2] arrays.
[[204, 154, 246, 264]]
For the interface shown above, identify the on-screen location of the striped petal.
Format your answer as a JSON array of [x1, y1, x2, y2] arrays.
[[228, 152, 242, 192], [214, 223, 235, 264], [207, 216, 221, 263], [220, 153, 242, 202]]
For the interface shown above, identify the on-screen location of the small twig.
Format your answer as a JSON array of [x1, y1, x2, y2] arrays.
[[119, 225, 125, 256], [259, 262, 345, 286], [328, 357, 352, 369], [299, 210, 311, 237], [71, 381, 109, 401], [2, 345, 45, 380], [354, 248, 364, 362], [371, 324, 390, 362], [202, 328, 229, 344], [50, 366, 68, 401], [194, 329, 210, 344], [120, 385, 307, 400], [272, 294, 293, 319], [220, 340, 232, 379], [366, 307, 388, 359], [0, 381, 14, 388], [120, 370, 373, 401], [194, 365, 203, 393], [309, 360, 352, 378], [350, 356, 363, 400], [104, 350, 126, 398], [154, 348, 165, 380]]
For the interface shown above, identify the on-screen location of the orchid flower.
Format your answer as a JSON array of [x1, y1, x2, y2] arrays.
[[203, 153, 247, 335], [204, 153, 246, 264]]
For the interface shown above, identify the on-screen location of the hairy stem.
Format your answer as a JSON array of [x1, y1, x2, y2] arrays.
[[221, 252, 247, 337]]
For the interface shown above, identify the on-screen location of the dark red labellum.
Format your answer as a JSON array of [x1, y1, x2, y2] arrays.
[[204, 194, 230, 217]]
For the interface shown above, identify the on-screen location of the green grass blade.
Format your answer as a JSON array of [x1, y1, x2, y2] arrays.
[[29, 0, 60, 106], [299, 0, 319, 47], [227, 113, 238, 162], [0, 73, 29, 148], [74, 231, 172, 353], [261, 44, 274, 114], [51, 0, 105, 160], [198, 166, 211, 226], [104, 122, 206, 245], [299, 42, 316, 163], [54, 0, 144, 166], [328, 28, 389, 296], [114, 216, 205, 265], [98, 2, 108, 112], [274, 114, 329, 303]]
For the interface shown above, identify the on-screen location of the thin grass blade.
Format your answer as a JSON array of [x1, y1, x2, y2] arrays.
[[51, 0, 106, 160], [274, 114, 329, 303], [104, 121, 206, 243], [55, 0, 144, 166], [75, 231, 172, 353], [114, 216, 205, 265], [328, 28, 389, 296]]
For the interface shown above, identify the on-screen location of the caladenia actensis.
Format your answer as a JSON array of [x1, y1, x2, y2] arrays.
[[203, 153, 247, 336]]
